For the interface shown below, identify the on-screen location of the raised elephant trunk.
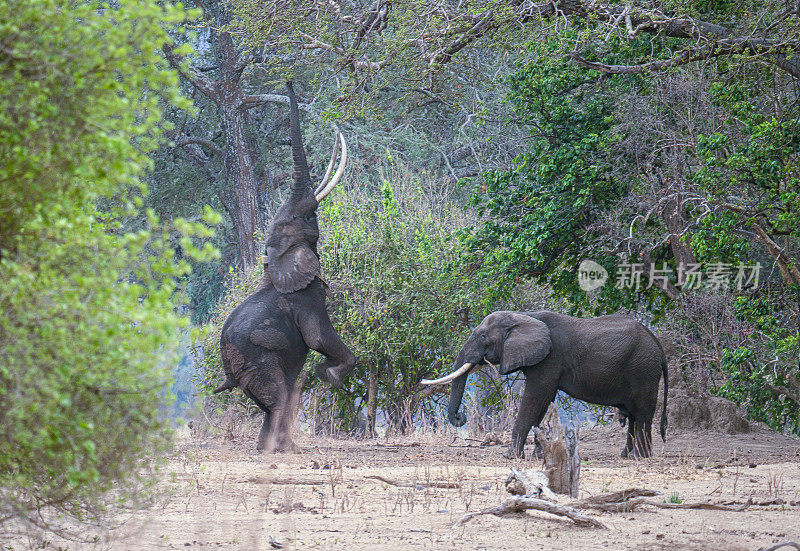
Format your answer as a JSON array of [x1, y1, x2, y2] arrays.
[[286, 81, 312, 198], [286, 81, 347, 204]]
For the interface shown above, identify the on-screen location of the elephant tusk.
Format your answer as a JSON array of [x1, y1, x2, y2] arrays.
[[420, 362, 475, 386], [315, 132, 348, 203], [315, 132, 339, 196]]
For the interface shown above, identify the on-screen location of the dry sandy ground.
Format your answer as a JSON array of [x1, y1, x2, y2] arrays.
[[10, 423, 800, 550]]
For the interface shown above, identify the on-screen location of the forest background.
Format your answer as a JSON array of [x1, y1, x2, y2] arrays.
[[1, 0, 798, 539]]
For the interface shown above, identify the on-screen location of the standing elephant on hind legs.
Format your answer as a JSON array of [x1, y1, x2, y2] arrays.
[[422, 311, 668, 459], [214, 82, 356, 453]]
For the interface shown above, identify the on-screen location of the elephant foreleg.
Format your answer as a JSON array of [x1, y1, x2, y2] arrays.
[[299, 311, 356, 389], [506, 377, 557, 459]]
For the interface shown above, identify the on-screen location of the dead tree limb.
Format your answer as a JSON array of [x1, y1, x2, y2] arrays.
[[649, 498, 752, 511], [534, 403, 580, 497], [364, 475, 460, 489], [505, 469, 557, 501], [578, 488, 661, 505], [453, 497, 606, 529], [758, 543, 800, 551]]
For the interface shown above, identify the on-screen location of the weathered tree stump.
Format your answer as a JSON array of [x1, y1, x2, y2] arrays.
[[533, 403, 580, 497]]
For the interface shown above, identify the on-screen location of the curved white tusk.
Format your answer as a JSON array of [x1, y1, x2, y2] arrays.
[[420, 362, 475, 386], [315, 132, 347, 203], [315, 132, 339, 196]]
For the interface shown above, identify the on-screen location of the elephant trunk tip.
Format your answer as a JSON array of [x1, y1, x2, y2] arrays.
[[449, 411, 467, 427]]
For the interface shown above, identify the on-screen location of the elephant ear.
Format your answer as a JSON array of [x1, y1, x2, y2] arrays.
[[267, 243, 321, 293], [501, 314, 552, 374]]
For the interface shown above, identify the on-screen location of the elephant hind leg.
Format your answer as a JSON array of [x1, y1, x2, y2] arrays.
[[631, 418, 653, 458], [256, 410, 272, 451], [621, 414, 636, 458], [243, 362, 293, 453]]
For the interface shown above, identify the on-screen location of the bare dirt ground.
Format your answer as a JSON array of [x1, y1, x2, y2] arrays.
[[13, 422, 800, 550]]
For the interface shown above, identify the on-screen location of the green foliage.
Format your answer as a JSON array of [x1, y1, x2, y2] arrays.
[[318, 166, 502, 432], [717, 295, 799, 433], [666, 492, 683, 504], [689, 83, 800, 433], [464, 41, 629, 313], [0, 0, 215, 537]]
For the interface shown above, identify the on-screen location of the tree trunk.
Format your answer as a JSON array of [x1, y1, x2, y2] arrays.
[[216, 32, 260, 269], [366, 364, 378, 437], [220, 101, 259, 268], [534, 403, 580, 498], [662, 194, 697, 268]]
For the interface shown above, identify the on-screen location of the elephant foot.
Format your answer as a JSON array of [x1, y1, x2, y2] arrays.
[[314, 363, 331, 384], [502, 446, 525, 460], [274, 440, 302, 454], [622, 447, 651, 459], [325, 368, 344, 389], [314, 364, 343, 388]]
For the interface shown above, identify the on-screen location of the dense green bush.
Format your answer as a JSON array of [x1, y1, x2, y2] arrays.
[[0, 0, 217, 539], [318, 164, 505, 433]]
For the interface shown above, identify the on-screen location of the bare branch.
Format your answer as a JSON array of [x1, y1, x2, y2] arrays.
[[242, 93, 314, 112], [175, 136, 223, 156], [162, 44, 219, 101], [570, 38, 800, 79]]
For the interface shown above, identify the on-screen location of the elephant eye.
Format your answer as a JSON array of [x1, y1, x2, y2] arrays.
[[480, 334, 486, 340], [292, 214, 297, 220]]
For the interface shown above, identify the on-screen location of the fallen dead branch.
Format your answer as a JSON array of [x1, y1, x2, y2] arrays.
[[650, 497, 752, 511], [758, 543, 800, 551], [454, 497, 607, 529], [573, 488, 660, 513], [578, 497, 650, 513], [246, 476, 323, 486], [578, 488, 661, 505], [364, 475, 460, 489]]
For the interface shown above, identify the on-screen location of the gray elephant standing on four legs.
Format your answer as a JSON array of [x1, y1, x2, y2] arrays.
[[214, 82, 356, 453], [423, 311, 668, 458]]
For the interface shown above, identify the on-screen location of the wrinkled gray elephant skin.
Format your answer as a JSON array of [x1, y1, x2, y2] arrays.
[[434, 311, 667, 459], [214, 82, 355, 453]]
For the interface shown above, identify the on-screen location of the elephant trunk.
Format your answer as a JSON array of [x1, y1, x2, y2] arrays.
[[447, 352, 469, 427], [286, 81, 312, 196]]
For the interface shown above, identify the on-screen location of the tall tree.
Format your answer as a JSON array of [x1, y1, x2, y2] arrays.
[[164, 2, 317, 269]]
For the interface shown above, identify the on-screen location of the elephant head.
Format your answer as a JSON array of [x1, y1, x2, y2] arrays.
[[265, 81, 348, 293], [421, 311, 552, 427]]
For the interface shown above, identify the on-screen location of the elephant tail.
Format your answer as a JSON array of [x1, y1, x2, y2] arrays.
[[660, 355, 668, 442]]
